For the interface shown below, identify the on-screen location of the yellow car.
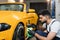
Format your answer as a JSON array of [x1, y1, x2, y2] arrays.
[[0, 2, 38, 40]]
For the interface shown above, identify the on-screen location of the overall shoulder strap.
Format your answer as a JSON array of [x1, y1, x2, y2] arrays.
[[49, 20, 56, 32], [46, 20, 56, 32]]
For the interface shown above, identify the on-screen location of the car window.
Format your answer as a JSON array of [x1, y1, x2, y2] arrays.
[[0, 4, 24, 11]]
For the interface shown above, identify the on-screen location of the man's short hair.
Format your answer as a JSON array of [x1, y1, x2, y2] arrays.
[[38, 9, 51, 18]]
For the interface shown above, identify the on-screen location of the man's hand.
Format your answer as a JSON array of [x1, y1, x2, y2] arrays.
[[28, 30, 36, 36]]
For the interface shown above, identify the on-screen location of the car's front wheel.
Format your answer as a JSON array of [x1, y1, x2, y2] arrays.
[[12, 23, 24, 40]]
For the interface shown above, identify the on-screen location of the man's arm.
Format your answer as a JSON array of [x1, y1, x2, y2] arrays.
[[35, 32, 56, 40]]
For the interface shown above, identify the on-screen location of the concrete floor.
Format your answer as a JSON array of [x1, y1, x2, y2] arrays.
[[28, 37, 37, 40]]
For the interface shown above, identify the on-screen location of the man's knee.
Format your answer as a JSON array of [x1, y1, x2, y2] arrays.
[[36, 30, 47, 37], [36, 30, 44, 35]]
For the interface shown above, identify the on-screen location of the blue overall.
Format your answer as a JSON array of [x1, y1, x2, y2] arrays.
[[36, 20, 60, 40], [36, 30, 60, 40]]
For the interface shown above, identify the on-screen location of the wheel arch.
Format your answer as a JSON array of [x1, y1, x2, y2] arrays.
[[19, 22, 24, 26], [12, 22, 25, 40]]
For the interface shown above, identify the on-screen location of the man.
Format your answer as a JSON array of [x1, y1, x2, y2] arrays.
[[29, 10, 60, 40]]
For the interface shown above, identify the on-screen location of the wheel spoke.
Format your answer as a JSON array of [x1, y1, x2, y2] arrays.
[[16, 24, 24, 40]]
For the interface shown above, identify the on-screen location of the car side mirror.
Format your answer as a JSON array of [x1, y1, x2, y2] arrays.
[[27, 9, 35, 13]]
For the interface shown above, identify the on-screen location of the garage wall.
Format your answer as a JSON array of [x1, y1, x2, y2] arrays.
[[56, 0, 60, 21], [0, 0, 7, 2], [25, 0, 46, 2], [30, 2, 47, 14], [0, 0, 46, 2]]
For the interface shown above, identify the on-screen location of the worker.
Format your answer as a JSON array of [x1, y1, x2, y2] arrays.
[[28, 9, 60, 40]]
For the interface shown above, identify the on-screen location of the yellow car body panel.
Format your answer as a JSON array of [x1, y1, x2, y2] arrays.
[[0, 3, 38, 40]]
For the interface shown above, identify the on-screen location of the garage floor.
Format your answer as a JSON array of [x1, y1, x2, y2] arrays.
[[28, 37, 37, 40]]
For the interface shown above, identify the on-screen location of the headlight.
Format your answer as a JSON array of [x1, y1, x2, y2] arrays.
[[0, 23, 11, 31]]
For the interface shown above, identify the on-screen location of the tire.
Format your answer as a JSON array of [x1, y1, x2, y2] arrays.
[[12, 23, 24, 40]]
